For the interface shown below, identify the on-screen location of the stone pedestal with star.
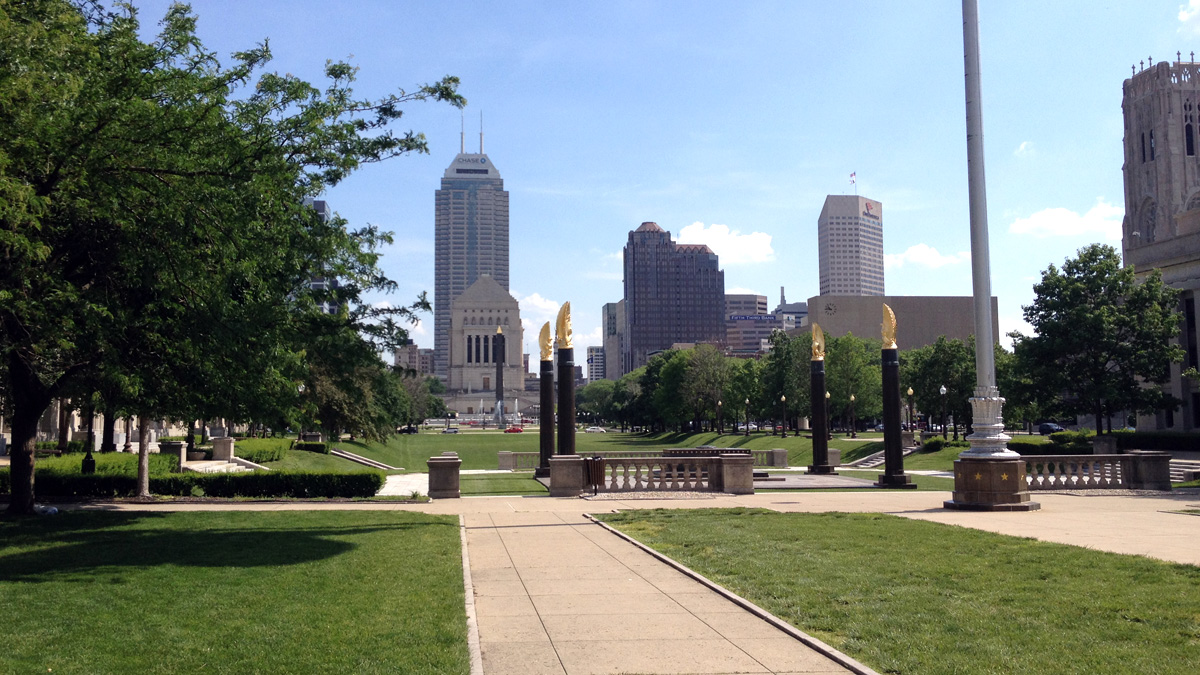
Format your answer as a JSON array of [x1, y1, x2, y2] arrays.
[[945, 457, 1038, 511]]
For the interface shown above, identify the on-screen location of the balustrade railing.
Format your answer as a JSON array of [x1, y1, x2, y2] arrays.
[[1024, 454, 1131, 490], [598, 457, 717, 492]]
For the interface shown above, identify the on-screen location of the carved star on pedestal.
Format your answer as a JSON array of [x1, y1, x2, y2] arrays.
[[974, 472, 982, 480], [1001, 473, 1009, 481]]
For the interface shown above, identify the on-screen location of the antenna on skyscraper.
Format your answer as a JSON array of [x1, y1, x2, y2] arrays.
[[460, 110, 465, 154], [479, 111, 485, 154]]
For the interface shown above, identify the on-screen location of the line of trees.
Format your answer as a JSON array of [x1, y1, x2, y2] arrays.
[[578, 245, 1186, 437], [1, 0, 462, 513]]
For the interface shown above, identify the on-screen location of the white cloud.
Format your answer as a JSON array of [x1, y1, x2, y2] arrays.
[[1181, 1, 1200, 33], [726, 286, 762, 295], [576, 325, 602, 349], [372, 301, 393, 310], [1007, 199, 1123, 241], [884, 244, 970, 269], [677, 222, 774, 264], [409, 318, 428, 338], [1014, 141, 1035, 157]]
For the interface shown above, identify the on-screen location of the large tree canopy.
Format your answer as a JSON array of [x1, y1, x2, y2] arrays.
[[1010, 244, 1182, 433], [0, 0, 463, 513]]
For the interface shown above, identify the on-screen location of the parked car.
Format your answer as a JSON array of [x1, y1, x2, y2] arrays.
[[1038, 422, 1065, 435], [441, 428, 459, 434], [396, 425, 418, 434], [874, 423, 885, 432], [504, 426, 523, 433], [584, 426, 606, 433]]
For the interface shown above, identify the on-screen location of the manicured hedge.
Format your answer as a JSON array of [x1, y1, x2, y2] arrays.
[[0, 469, 384, 499], [1109, 430, 1200, 451], [233, 438, 290, 463], [920, 437, 969, 454], [1007, 439, 1091, 455], [293, 441, 331, 455], [34, 441, 88, 453]]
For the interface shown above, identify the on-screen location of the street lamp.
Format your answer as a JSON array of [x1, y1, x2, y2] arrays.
[[825, 391, 832, 440], [849, 393, 857, 438], [939, 384, 948, 440], [744, 398, 751, 436], [778, 395, 787, 437], [906, 387, 914, 429], [717, 400, 723, 435]]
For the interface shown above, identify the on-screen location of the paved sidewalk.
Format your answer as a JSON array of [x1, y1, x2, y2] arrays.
[[465, 510, 857, 675]]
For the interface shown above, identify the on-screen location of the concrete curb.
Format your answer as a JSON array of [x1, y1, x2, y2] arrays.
[[585, 512, 883, 675], [458, 515, 483, 675]]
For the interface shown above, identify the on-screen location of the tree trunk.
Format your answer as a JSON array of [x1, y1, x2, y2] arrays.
[[136, 416, 150, 498], [84, 404, 95, 452], [1095, 401, 1104, 435], [101, 412, 116, 452], [186, 419, 196, 453], [57, 399, 69, 451], [200, 419, 208, 445], [6, 355, 53, 515]]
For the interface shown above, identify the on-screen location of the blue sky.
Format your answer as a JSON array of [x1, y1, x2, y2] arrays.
[[134, 1, 1200, 360]]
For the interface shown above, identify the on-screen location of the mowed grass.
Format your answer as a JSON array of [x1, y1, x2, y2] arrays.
[[597, 508, 1200, 675], [260, 448, 375, 472], [342, 430, 890, 474], [0, 510, 468, 674], [834, 469, 955, 491], [459, 473, 547, 496]]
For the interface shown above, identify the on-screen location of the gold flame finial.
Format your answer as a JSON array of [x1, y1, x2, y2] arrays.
[[882, 303, 897, 349], [538, 322, 552, 361], [496, 326, 503, 335], [811, 323, 825, 361], [555, 302, 573, 349]]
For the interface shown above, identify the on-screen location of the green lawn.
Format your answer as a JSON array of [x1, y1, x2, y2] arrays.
[[459, 473, 547, 496], [0, 510, 468, 674], [261, 449, 375, 472], [835, 469, 955, 491], [597, 508, 1200, 675]]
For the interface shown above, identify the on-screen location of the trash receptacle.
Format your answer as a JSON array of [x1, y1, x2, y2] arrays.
[[581, 455, 606, 495]]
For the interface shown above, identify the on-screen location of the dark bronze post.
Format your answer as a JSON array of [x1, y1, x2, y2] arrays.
[[493, 328, 506, 427], [876, 344, 916, 488], [808, 323, 835, 474], [538, 357, 554, 475], [555, 305, 576, 456]]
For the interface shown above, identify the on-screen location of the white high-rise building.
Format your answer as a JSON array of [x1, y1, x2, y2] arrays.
[[817, 195, 884, 296], [433, 142, 509, 380], [586, 346, 605, 382]]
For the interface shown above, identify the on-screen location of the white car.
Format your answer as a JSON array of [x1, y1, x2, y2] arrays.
[[584, 426, 606, 433]]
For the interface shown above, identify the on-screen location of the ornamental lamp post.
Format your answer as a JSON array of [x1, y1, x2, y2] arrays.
[[850, 393, 857, 438], [825, 391, 832, 440], [940, 385, 948, 440], [778, 395, 786, 437], [717, 400, 723, 434], [744, 398, 751, 436], [907, 387, 915, 430]]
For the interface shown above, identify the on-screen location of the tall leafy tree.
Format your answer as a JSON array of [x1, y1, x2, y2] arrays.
[[0, 0, 463, 513], [826, 333, 882, 429], [1011, 244, 1182, 433], [900, 336, 974, 439]]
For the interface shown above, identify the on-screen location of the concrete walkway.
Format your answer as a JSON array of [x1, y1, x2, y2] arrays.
[[465, 510, 858, 675]]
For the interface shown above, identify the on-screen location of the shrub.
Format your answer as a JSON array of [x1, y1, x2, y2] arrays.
[[1110, 430, 1200, 451], [294, 442, 331, 455], [1008, 438, 1091, 455], [921, 437, 970, 454], [34, 440, 88, 453], [0, 469, 384, 499]]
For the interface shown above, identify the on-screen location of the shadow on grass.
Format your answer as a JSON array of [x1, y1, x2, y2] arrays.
[[0, 511, 454, 581]]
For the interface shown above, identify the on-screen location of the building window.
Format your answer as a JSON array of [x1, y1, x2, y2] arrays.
[[1150, 129, 1156, 160], [483, 336, 490, 363], [1141, 133, 1147, 163], [466, 335, 472, 363], [1188, 124, 1195, 156]]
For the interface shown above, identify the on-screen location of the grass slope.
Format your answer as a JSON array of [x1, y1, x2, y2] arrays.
[[0, 511, 468, 674], [598, 508, 1200, 675], [459, 473, 548, 496]]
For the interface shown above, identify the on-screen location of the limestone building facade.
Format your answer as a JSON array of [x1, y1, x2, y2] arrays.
[[802, 295, 998, 349], [447, 275, 524, 400], [1122, 57, 1200, 430]]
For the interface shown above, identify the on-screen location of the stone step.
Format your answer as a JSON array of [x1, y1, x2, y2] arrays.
[[184, 460, 251, 474]]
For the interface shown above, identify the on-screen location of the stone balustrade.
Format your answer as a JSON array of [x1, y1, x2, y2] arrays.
[[599, 457, 717, 492], [1022, 451, 1171, 491]]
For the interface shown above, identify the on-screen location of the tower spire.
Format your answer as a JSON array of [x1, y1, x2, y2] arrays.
[[479, 110, 484, 153]]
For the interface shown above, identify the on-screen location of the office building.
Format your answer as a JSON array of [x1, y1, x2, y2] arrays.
[[433, 139, 509, 380], [623, 222, 726, 370], [602, 300, 626, 379], [818, 195, 885, 296], [1122, 57, 1200, 430], [393, 340, 435, 376], [586, 346, 605, 382], [774, 287, 809, 328], [804, 295, 998, 349], [303, 199, 343, 315], [725, 294, 793, 354]]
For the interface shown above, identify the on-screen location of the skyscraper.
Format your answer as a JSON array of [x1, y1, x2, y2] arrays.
[[623, 222, 726, 371], [817, 195, 884, 296], [433, 139, 509, 380], [586, 346, 605, 382], [1122, 57, 1200, 430]]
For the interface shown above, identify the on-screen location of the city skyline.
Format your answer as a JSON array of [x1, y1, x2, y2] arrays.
[[131, 1, 1200, 361]]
